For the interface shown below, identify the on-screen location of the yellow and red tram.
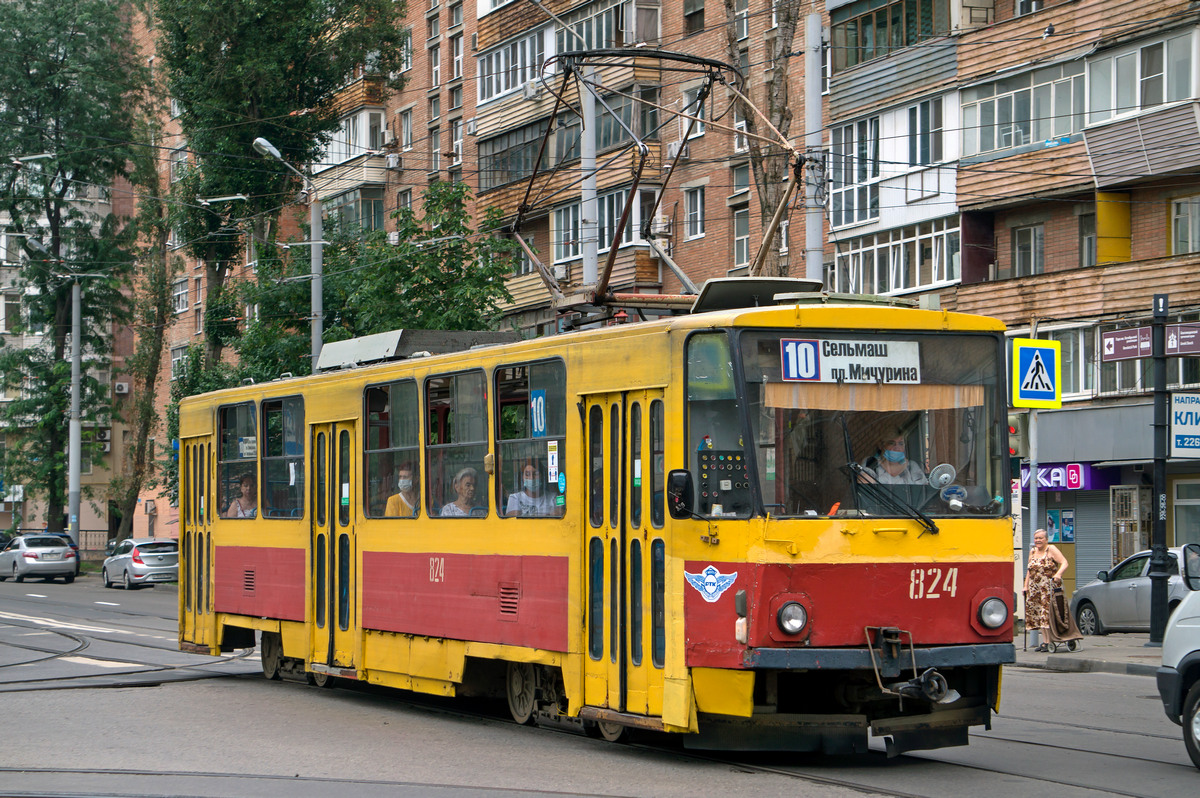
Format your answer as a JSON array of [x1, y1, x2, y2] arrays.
[[178, 294, 1016, 755]]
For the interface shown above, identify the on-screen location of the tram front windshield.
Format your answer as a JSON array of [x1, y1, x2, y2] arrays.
[[685, 330, 1006, 519]]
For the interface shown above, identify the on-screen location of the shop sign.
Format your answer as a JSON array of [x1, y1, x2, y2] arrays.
[[1019, 462, 1117, 492]]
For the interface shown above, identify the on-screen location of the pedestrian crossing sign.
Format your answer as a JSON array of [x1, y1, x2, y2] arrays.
[[1011, 338, 1061, 409]]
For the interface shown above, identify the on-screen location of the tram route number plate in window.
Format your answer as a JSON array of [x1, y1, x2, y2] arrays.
[[780, 339, 921, 384]]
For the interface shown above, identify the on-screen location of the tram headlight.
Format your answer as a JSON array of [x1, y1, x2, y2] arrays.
[[776, 601, 808, 635], [978, 597, 1008, 629]]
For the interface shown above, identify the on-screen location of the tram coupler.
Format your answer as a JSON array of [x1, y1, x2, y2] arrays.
[[884, 668, 961, 705]]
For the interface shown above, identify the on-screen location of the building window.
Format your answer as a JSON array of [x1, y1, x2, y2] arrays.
[[733, 109, 748, 152], [398, 189, 413, 211], [430, 126, 441, 170], [908, 98, 943, 166], [429, 96, 440, 121], [1016, 0, 1042, 14], [556, 114, 582, 163], [597, 190, 634, 252], [430, 43, 441, 87], [1012, 224, 1044, 277], [401, 40, 413, 72], [478, 29, 547, 102], [1079, 212, 1097, 267], [401, 110, 413, 150], [1173, 196, 1200, 254], [832, 216, 960, 293], [450, 1, 463, 26], [1030, 326, 1094, 397], [779, 219, 790, 254], [682, 87, 706, 137], [2, 292, 20, 333], [830, 116, 880, 228], [597, 93, 634, 150], [685, 187, 705, 239], [684, 0, 704, 36], [427, 16, 439, 40], [732, 163, 750, 194], [962, 63, 1084, 157], [450, 85, 463, 110], [733, 207, 750, 268], [734, 0, 748, 40], [170, 346, 187, 380], [451, 34, 463, 79], [635, 4, 659, 43], [557, 0, 624, 54], [831, 0, 950, 72], [169, 148, 187, 183], [514, 236, 536, 275], [172, 278, 189, 313], [451, 119, 463, 165], [1089, 34, 1191, 124], [554, 204, 582, 262], [479, 119, 545, 191], [323, 187, 386, 232]]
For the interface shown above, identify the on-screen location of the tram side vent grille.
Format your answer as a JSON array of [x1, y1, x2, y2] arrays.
[[242, 569, 256, 594], [498, 582, 520, 620]]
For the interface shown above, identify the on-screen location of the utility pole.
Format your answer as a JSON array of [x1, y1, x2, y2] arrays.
[[804, 13, 824, 283], [1150, 293, 1170, 644]]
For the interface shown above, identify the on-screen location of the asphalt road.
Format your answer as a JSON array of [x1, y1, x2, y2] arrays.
[[0, 576, 1194, 797]]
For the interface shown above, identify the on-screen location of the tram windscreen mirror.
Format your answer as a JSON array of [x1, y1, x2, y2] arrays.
[[667, 470, 694, 519]]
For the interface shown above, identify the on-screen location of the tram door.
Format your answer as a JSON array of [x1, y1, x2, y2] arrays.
[[310, 422, 358, 672], [583, 390, 665, 718], [181, 439, 212, 648]]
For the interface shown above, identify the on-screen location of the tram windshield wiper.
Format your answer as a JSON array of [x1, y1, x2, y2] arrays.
[[844, 461, 939, 536]]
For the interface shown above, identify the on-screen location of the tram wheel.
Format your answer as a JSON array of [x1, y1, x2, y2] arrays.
[[584, 719, 628, 743], [307, 670, 336, 688], [506, 661, 537, 725], [260, 632, 282, 681]]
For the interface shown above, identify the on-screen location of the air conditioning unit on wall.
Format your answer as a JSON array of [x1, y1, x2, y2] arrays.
[[522, 81, 540, 101], [666, 141, 690, 160], [114, 382, 130, 394]]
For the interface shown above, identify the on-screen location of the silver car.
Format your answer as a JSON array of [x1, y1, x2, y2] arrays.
[[102, 538, 179, 589], [1070, 547, 1188, 635], [0, 535, 77, 583]]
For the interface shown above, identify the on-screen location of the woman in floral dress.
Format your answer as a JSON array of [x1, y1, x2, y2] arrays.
[[1023, 528, 1069, 652]]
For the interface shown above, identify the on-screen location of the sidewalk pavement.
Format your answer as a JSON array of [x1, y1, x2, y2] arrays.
[[1011, 632, 1164, 677]]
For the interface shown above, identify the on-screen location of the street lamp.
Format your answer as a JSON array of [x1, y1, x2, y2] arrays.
[[252, 137, 323, 368], [25, 238, 103, 545]]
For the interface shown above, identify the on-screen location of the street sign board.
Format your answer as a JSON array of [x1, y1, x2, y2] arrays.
[[1171, 392, 1200, 458], [1012, 338, 1061, 409], [1102, 327, 1151, 362], [1167, 323, 1200, 356]]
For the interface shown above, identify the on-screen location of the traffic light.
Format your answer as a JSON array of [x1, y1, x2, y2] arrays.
[[1007, 412, 1028, 459]]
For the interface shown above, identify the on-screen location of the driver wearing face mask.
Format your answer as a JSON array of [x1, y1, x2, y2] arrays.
[[506, 459, 557, 517], [385, 463, 420, 517], [861, 428, 926, 485]]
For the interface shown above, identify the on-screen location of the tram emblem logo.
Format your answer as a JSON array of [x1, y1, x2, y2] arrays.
[[685, 565, 738, 603]]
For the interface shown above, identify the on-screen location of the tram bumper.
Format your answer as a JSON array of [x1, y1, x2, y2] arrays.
[[741, 641, 1015, 675]]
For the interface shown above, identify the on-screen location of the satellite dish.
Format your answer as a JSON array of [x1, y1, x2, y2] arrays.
[[928, 463, 957, 488]]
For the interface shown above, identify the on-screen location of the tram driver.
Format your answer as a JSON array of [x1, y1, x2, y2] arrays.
[[859, 426, 926, 485]]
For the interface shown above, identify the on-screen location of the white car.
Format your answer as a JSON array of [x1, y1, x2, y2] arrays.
[[102, 538, 178, 589], [0, 534, 77, 583], [1157, 543, 1200, 770]]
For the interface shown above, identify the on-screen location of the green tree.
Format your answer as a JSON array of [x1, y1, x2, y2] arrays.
[[0, 0, 147, 532], [234, 181, 516, 383], [156, 0, 411, 363]]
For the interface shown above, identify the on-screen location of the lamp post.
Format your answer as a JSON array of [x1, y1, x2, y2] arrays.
[[25, 239, 103, 545], [252, 137, 323, 369]]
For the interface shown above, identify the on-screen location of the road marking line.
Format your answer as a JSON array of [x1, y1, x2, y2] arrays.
[[24, 594, 47, 598], [0, 610, 132, 636], [93, 602, 121, 606], [59, 656, 136, 669]]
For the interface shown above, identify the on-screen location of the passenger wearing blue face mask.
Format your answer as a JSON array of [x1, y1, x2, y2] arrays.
[[506, 459, 557, 517], [385, 462, 419, 517], [861, 428, 926, 485]]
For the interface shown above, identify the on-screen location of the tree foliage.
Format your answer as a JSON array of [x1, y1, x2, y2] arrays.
[[0, 0, 147, 531], [156, 0, 411, 362], [233, 181, 517, 383]]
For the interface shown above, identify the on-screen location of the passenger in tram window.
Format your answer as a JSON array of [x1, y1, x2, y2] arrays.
[[385, 462, 419, 517], [440, 467, 479, 516], [860, 427, 926, 485], [506, 459, 558, 517], [223, 473, 258, 519]]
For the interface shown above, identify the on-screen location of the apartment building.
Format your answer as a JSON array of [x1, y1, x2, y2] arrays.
[[824, 0, 1200, 582]]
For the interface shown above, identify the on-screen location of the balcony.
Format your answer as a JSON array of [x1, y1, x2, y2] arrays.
[[1084, 102, 1200, 188]]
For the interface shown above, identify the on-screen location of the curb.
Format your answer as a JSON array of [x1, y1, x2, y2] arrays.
[[1009, 659, 1158, 677]]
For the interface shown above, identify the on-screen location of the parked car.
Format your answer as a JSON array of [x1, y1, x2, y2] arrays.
[[42, 532, 81, 575], [1156, 543, 1200, 769], [1070, 547, 1188, 635], [0, 534, 77, 583], [102, 538, 178, 589]]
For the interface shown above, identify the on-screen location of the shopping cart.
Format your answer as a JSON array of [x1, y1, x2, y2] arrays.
[[1044, 586, 1083, 653]]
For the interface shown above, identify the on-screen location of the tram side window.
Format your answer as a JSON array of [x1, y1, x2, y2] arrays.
[[426, 371, 489, 517], [687, 332, 751, 518], [218, 403, 257, 520], [365, 380, 421, 518], [495, 360, 566, 518], [261, 397, 304, 518]]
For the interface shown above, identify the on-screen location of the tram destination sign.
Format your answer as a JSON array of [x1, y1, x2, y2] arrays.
[[780, 339, 921, 384], [1101, 323, 1200, 362]]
